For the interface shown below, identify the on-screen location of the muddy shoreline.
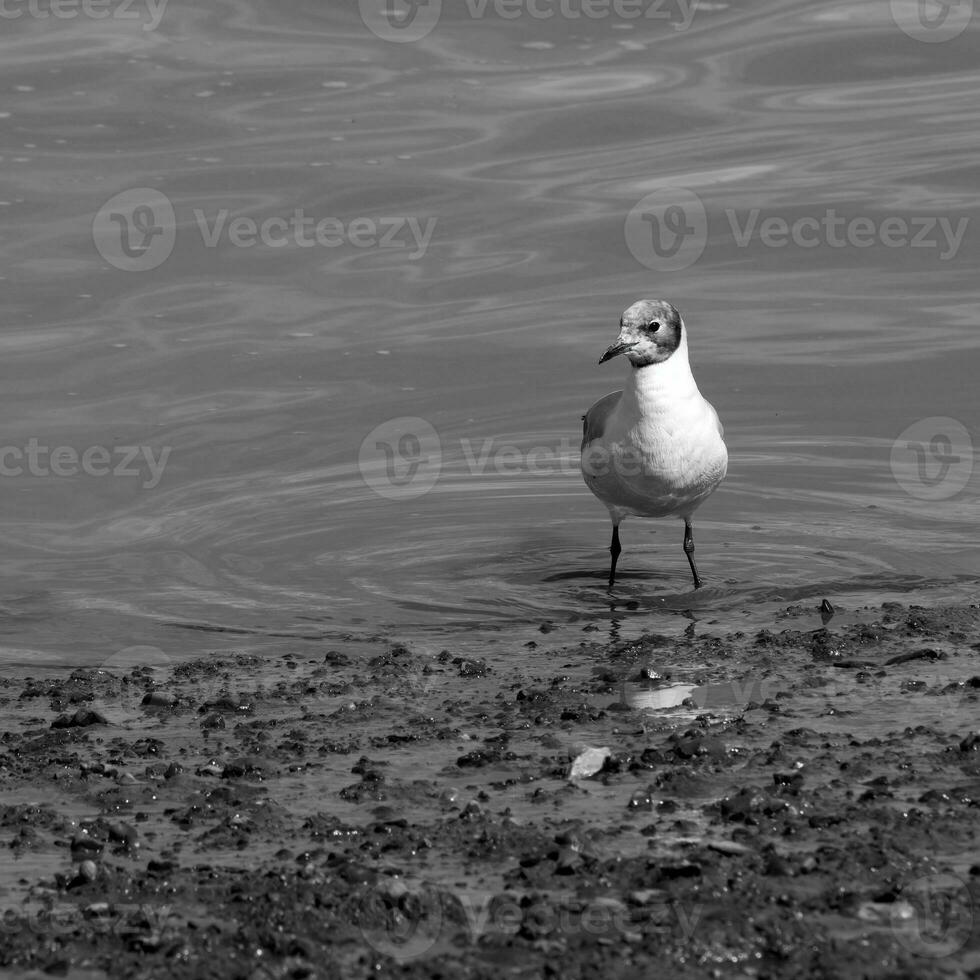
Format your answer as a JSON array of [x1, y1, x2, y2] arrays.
[[1, 600, 979, 979]]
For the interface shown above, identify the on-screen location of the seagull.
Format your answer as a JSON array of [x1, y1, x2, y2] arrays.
[[581, 299, 727, 589]]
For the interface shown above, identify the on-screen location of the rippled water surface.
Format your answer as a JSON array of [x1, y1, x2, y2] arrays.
[[0, 0, 977, 668]]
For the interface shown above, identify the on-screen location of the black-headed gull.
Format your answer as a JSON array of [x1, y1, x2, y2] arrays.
[[581, 300, 727, 589]]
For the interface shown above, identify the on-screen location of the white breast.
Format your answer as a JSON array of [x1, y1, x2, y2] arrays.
[[581, 332, 727, 522]]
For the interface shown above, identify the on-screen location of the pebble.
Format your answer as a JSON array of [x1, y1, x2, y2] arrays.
[[142, 691, 178, 707], [555, 847, 581, 874], [51, 708, 108, 729], [568, 746, 610, 779], [107, 821, 138, 848], [70, 836, 103, 857], [707, 839, 751, 856], [628, 788, 655, 810]]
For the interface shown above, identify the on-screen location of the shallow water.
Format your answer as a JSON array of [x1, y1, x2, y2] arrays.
[[0, 0, 977, 671]]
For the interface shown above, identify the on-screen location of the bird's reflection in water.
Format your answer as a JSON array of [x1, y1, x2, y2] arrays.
[[603, 596, 640, 644]]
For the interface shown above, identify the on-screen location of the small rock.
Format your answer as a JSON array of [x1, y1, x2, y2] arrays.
[[763, 850, 792, 876], [70, 837, 103, 858], [568, 746, 610, 780], [107, 821, 138, 848], [628, 889, 665, 905], [857, 899, 909, 923], [628, 788, 655, 810], [141, 691, 178, 707], [960, 733, 980, 752], [773, 771, 804, 792], [671, 734, 727, 761], [51, 708, 108, 729], [555, 847, 581, 874]]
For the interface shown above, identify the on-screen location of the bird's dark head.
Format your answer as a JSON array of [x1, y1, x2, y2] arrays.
[[599, 299, 684, 367]]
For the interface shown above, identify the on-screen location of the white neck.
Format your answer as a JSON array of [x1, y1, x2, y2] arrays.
[[620, 328, 700, 419]]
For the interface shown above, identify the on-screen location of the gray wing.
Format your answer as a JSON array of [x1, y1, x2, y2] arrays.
[[581, 390, 623, 450]]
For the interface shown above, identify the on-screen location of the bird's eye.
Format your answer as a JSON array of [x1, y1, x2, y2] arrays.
[[650, 322, 661, 332]]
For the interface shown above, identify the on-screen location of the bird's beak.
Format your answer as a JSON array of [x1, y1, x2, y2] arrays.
[[598, 340, 634, 364]]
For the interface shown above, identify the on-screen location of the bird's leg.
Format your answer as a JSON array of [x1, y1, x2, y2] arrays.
[[608, 524, 622, 589], [683, 520, 702, 590]]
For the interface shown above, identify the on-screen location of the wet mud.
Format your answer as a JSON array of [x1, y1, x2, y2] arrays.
[[1, 600, 979, 978]]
